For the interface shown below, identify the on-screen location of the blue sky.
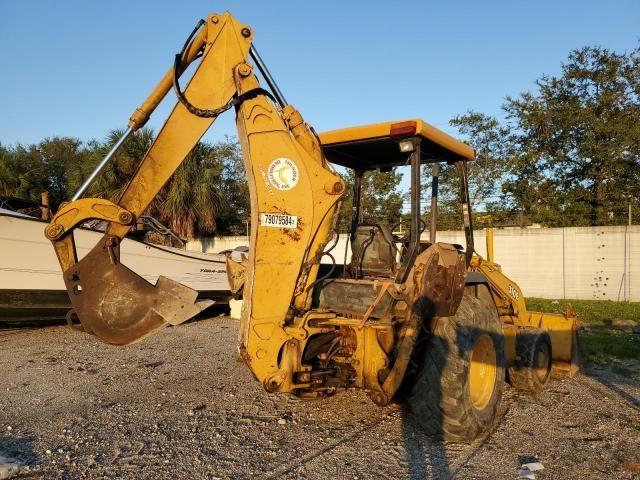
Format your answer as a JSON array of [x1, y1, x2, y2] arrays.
[[1, 0, 638, 147]]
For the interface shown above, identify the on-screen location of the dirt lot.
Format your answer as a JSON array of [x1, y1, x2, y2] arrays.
[[0, 316, 639, 479]]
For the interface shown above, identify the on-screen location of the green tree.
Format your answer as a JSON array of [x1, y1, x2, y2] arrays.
[[89, 129, 155, 202], [90, 129, 243, 239], [0, 143, 39, 201], [449, 112, 511, 207], [0, 137, 93, 209], [215, 138, 250, 235], [435, 112, 514, 229], [337, 168, 404, 231], [448, 45, 640, 227], [1, 129, 249, 238], [155, 141, 225, 239], [503, 45, 640, 226]]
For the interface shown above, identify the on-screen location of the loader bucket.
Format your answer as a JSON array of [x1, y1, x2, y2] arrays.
[[63, 236, 212, 345], [532, 306, 580, 377]]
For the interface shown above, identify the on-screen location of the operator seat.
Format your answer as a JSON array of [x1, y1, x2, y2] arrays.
[[351, 224, 397, 278]]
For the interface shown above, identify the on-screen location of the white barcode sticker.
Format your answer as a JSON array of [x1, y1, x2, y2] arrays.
[[260, 213, 298, 229]]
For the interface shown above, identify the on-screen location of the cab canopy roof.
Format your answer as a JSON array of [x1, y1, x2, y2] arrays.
[[319, 119, 475, 171]]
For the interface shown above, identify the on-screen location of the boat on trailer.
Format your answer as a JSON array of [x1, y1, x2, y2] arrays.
[[0, 207, 232, 323]]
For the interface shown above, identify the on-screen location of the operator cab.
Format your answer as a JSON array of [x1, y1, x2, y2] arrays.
[[319, 119, 475, 282]]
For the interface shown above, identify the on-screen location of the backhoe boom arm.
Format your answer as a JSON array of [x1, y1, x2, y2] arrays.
[[46, 13, 345, 391]]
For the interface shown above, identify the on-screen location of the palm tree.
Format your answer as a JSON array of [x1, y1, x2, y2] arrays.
[[155, 141, 225, 239], [89, 129, 228, 240], [89, 128, 155, 202]]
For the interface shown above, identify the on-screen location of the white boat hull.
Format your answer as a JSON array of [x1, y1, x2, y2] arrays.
[[0, 211, 231, 321]]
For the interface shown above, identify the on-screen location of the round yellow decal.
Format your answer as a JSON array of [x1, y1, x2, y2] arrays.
[[267, 158, 299, 191]]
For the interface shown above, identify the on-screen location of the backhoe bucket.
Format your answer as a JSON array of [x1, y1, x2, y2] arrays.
[[63, 236, 212, 345]]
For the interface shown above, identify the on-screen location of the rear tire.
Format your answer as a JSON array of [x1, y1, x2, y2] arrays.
[[406, 292, 505, 442], [508, 329, 552, 395]]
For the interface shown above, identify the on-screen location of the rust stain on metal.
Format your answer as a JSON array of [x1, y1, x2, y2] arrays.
[[271, 206, 304, 242], [239, 346, 253, 366], [284, 229, 302, 242]]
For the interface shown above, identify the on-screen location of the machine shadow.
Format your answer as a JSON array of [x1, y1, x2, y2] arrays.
[[396, 306, 450, 479], [0, 432, 39, 473], [400, 402, 452, 480], [395, 323, 575, 479], [585, 368, 640, 410]]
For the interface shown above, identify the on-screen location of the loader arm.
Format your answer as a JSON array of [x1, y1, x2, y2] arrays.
[[45, 13, 345, 388], [470, 229, 579, 376]]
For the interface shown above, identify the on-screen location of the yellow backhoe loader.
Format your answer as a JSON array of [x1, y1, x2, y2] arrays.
[[45, 11, 578, 441]]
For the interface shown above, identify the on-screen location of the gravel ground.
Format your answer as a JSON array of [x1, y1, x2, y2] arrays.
[[0, 316, 638, 479]]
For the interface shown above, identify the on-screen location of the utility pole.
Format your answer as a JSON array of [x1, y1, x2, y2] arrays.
[[626, 201, 631, 303], [40, 191, 51, 221]]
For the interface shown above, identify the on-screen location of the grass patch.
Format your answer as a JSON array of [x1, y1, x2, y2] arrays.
[[526, 297, 640, 325], [526, 298, 640, 376], [580, 330, 640, 366]]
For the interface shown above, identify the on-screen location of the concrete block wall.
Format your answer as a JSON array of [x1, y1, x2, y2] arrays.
[[421, 226, 638, 301], [189, 225, 638, 301], [186, 236, 249, 253]]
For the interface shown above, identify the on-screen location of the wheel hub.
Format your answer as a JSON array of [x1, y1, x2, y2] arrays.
[[469, 335, 497, 410]]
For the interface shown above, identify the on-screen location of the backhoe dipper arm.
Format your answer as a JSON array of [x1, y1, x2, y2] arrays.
[[110, 15, 250, 238], [45, 12, 345, 395]]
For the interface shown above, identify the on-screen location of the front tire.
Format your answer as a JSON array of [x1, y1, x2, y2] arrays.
[[508, 329, 552, 395], [406, 292, 505, 442]]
